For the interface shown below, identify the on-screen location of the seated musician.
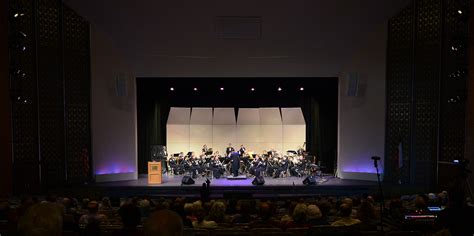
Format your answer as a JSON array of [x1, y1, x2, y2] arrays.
[[255, 156, 267, 178], [290, 156, 305, 177], [202, 144, 209, 155], [239, 145, 246, 157], [266, 155, 277, 177], [168, 155, 179, 175], [230, 151, 240, 177], [274, 156, 289, 178], [191, 154, 204, 178], [226, 143, 235, 157], [248, 156, 259, 176], [209, 156, 224, 179]]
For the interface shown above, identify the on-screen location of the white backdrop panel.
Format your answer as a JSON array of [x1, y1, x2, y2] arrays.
[[283, 125, 306, 143], [236, 125, 260, 142], [237, 108, 260, 125], [190, 108, 213, 124], [167, 107, 191, 124], [212, 125, 236, 153], [260, 125, 283, 143], [213, 108, 236, 124], [281, 108, 305, 125], [189, 143, 207, 154], [283, 143, 304, 153], [259, 108, 282, 125], [190, 125, 213, 143], [167, 143, 189, 156], [260, 142, 283, 153], [167, 124, 190, 142]]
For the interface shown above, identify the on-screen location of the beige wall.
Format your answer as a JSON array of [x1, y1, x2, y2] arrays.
[[90, 26, 137, 182], [67, 0, 411, 181]]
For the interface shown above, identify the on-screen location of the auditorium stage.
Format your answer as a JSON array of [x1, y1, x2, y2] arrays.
[[64, 174, 387, 199]]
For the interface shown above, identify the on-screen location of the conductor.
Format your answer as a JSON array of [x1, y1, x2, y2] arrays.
[[230, 151, 240, 177]]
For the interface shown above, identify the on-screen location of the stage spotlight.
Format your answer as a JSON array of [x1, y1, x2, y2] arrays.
[[194, 87, 198, 91], [458, 9, 463, 15], [277, 87, 282, 91], [251, 88, 255, 91], [11, 68, 26, 78], [220, 87, 224, 91], [170, 87, 174, 91], [300, 87, 304, 91]]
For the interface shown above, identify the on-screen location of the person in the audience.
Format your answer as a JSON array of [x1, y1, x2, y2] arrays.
[[192, 207, 218, 228], [207, 201, 228, 223], [331, 203, 361, 226], [144, 209, 184, 236], [356, 200, 377, 230], [114, 202, 143, 236], [306, 204, 329, 225], [79, 200, 108, 224], [17, 202, 63, 236]]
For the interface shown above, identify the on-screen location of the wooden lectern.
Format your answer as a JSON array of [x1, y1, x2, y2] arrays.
[[148, 161, 162, 184]]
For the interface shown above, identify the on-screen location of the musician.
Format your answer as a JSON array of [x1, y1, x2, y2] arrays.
[[239, 145, 246, 157], [266, 154, 277, 177], [191, 154, 203, 178], [230, 151, 240, 177], [274, 156, 289, 178], [290, 156, 305, 177], [226, 143, 235, 157], [248, 156, 259, 176], [297, 146, 305, 156], [209, 156, 224, 179], [202, 144, 209, 155], [254, 156, 267, 178]]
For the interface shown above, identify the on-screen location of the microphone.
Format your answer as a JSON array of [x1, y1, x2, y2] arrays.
[[371, 156, 381, 168]]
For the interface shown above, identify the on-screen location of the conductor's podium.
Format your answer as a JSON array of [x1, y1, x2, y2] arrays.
[[148, 161, 162, 184]]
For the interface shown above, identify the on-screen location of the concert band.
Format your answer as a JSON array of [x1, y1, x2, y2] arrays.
[[166, 144, 319, 179]]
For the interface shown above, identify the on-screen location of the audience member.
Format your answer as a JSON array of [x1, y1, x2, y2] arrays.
[[331, 203, 361, 226], [144, 209, 184, 236], [306, 204, 328, 225], [17, 202, 63, 236], [79, 200, 108, 224], [192, 207, 218, 228]]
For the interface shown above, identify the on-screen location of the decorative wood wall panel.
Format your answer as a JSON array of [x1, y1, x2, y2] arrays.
[[9, 0, 91, 193], [386, 0, 469, 188]]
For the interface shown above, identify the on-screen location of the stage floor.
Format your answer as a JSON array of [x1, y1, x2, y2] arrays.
[[95, 174, 374, 187], [69, 174, 381, 198]]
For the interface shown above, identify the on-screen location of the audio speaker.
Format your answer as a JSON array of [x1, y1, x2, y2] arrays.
[[302, 175, 317, 185], [151, 145, 167, 161], [252, 176, 265, 185], [346, 73, 359, 97], [181, 176, 195, 185]]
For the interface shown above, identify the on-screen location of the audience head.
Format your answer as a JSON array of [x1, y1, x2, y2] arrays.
[[88, 201, 99, 214], [292, 203, 308, 223], [208, 201, 226, 222], [306, 204, 322, 220], [339, 203, 353, 218], [144, 209, 184, 236], [357, 200, 376, 222], [17, 203, 63, 236], [119, 203, 142, 229]]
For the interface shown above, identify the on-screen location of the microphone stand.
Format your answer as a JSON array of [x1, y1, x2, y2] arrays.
[[373, 157, 384, 232]]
